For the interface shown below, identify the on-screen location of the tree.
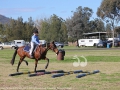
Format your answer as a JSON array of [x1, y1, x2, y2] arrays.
[[0, 24, 6, 42], [106, 23, 112, 38], [60, 21, 68, 42], [66, 6, 93, 41], [39, 18, 51, 41], [115, 26, 120, 38], [36, 14, 67, 43], [14, 17, 24, 40], [24, 17, 35, 41], [3, 17, 35, 42], [89, 18, 105, 32], [97, 0, 120, 47], [5, 19, 16, 41]]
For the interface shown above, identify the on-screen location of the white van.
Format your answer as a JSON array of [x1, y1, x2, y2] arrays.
[[13, 40, 26, 47], [78, 39, 102, 47]]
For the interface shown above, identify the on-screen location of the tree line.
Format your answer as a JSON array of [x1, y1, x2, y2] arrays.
[[0, 17, 35, 42], [0, 0, 120, 44]]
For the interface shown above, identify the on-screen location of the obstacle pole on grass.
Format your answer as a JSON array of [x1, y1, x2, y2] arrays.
[[28, 70, 64, 77], [76, 70, 100, 78], [9, 70, 45, 76], [52, 70, 88, 78]]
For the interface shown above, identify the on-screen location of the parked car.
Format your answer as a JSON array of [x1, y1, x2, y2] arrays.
[[0, 42, 17, 50], [114, 40, 119, 47], [97, 40, 119, 48], [106, 40, 119, 47], [55, 42, 64, 48], [97, 41, 107, 48]]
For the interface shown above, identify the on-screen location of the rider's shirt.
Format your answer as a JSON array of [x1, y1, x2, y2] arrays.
[[31, 34, 40, 45]]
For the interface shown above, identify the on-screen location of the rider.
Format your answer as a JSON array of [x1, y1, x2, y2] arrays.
[[29, 28, 41, 58]]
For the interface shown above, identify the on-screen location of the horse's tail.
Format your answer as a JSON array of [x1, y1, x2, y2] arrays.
[[10, 47, 18, 65]]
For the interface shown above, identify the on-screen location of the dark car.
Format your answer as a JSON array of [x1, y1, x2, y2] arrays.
[[106, 40, 119, 47], [97, 40, 119, 48], [114, 40, 119, 47], [97, 41, 106, 48], [55, 42, 64, 48]]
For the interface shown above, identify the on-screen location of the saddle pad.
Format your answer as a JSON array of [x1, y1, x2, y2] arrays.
[[23, 45, 30, 52], [23, 44, 38, 52]]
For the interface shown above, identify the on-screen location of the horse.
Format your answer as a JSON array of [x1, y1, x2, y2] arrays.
[[10, 41, 59, 72]]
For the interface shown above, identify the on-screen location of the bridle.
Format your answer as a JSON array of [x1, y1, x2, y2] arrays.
[[49, 44, 59, 55], [55, 50, 59, 55]]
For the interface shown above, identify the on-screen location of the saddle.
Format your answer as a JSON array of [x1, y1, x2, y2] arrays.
[[23, 44, 38, 53]]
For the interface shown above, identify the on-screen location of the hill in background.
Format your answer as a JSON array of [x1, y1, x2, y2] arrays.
[[0, 14, 11, 24]]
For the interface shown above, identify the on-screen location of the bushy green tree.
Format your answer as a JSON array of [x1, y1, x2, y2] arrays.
[[97, 0, 120, 47], [36, 14, 67, 43], [3, 17, 35, 42], [66, 6, 93, 41]]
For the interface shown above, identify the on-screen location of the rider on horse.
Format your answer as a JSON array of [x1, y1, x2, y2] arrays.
[[29, 28, 41, 58]]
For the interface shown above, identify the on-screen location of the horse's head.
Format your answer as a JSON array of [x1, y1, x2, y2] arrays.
[[47, 41, 59, 55]]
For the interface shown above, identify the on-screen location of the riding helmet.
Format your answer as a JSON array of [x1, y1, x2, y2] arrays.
[[33, 29, 38, 33]]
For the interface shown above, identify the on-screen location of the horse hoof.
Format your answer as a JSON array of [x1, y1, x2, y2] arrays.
[[45, 67, 48, 69]]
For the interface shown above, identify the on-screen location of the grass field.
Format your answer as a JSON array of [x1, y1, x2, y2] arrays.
[[0, 46, 120, 90]]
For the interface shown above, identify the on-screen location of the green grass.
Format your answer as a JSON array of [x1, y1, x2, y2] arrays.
[[100, 73, 120, 82], [0, 47, 120, 90], [0, 48, 120, 64]]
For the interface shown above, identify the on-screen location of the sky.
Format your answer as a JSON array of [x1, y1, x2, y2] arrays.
[[0, 0, 102, 22]]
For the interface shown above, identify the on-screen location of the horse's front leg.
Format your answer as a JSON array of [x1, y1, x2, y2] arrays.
[[45, 57, 49, 69], [34, 59, 38, 72]]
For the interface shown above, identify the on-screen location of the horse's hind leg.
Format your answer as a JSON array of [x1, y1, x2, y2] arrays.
[[45, 58, 49, 69], [34, 59, 38, 72], [23, 60, 28, 66], [17, 57, 25, 72]]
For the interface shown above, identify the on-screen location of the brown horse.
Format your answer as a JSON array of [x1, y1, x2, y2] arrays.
[[10, 41, 59, 72]]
